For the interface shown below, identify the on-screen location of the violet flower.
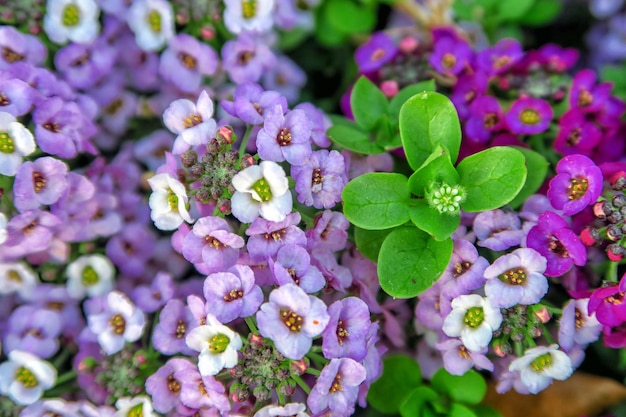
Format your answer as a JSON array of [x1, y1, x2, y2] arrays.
[[354, 32, 397, 73], [464, 96, 504, 143], [547, 154, 603, 216], [526, 211, 587, 277], [305, 210, 349, 252], [569, 69, 612, 113], [131, 271, 175, 313], [54, 40, 116, 90], [558, 298, 602, 352], [221, 82, 288, 125], [13, 157, 69, 212], [182, 216, 244, 273], [256, 283, 330, 359], [152, 298, 196, 355], [436, 338, 494, 375], [246, 212, 307, 261], [262, 54, 307, 104], [476, 37, 523, 76], [307, 358, 366, 416], [439, 239, 489, 299], [554, 109, 602, 156], [162, 90, 217, 154], [0, 27, 46, 70], [256, 105, 312, 166], [292, 149, 345, 209], [270, 244, 325, 293], [1, 210, 61, 261], [293, 102, 332, 148], [146, 357, 197, 414], [175, 365, 230, 412], [429, 34, 472, 76], [0, 78, 36, 117], [159, 34, 219, 93], [221, 32, 275, 84], [203, 264, 263, 324], [505, 96, 553, 135], [588, 274, 626, 327], [473, 209, 525, 251], [322, 297, 372, 361], [4, 305, 62, 359]]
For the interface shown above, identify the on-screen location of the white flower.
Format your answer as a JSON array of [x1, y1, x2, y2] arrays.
[[147, 173, 193, 231], [0, 350, 57, 406], [127, 0, 174, 51], [0, 212, 7, 245], [0, 262, 39, 299], [0, 112, 35, 176], [66, 254, 115, 299], [223, 0, 276, 34], [87, 291, 146, 355], [442, 294, 502, 352], [113, 396, 156, 417], [43, 0, 100, 45], [185, 314, 242, 376], [231, 160, 292, 223], [509, 344, 573, 394], [254, 403, 309, 417]]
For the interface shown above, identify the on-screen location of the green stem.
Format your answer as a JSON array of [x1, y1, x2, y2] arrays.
[[606, 259, 619, 282], [245, 317, 258, 334], [291, 374, 311, 395], [238, 125, 253, 158], [54, 370, 76, 387], [277, 391, 286, 405], [305, 367, 321, 377], [307, 351, 328, 368]]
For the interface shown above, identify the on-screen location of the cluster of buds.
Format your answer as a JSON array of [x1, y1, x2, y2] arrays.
[[492, 304, 551, 357]]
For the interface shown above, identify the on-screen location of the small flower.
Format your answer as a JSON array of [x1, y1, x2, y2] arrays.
[[256, 105, 312, 166], [0, 262, 39, 298], [0, 112, 35, 177], [474, 209, 525, 251], [505, 96, 553, 135], [292, 149, 345, 209], [66, 254, 115, 299], [425, 183, 465, 215], [162, 90, 217, 154], [223, 0, 276, 34], [13, 157, 69, 212], [182, 216, 244, 273], [146, 358, 196, 414], [151, 298, 195, 355], [113, 396, 156, 417], [147, 173, 193, 231], [159, 34, 219, 93], [126, 0, 174, 51], [442, 294, 502, 352], [254, 403, 309, 417], [246, 212, 307, 261], [464, 96, 505, 143], [203, 264, 263, 324], [307, 358, 366, 416], [558, 298, 602, 352], [436, 338, 494, 376], [185, 314, 242, 376], [588, 274, 626, 327], [508, 345, 573, 394], [429, 33, 472, 76], [484, 248, 549, 308], [43, 0, 100, 45], [270, 244, 325, 293], [355, 32, 397, 73], [476, 37, 523, 76], [0, 350, 57, 406], [547, 154, 603, 216], [257, 283, 330, 359], [87, 291, 146, 355], [322, 297, 371, 361], [231, 160, 292, 223]]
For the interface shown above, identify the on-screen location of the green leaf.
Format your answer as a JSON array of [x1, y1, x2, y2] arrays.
[[496, 0, 534, 21], [449, 404, 478, 417], [351, 76, 390, 132], [389, 80, 436, 122], [518, 0, 562, 26], [431, 369, 487, 405], [457, 147, 527, 212], [407, 147, 459, 197], [314, 2, 346, 46], [327, 124, 385, 155], [342, 173, 411, 230], [368, 355, 422, 414], [378, 226, 453, 298], [409, 200, 460, 241], [399, 386, 439, 417], [354, 227, 393, 262], [399, 91, 461, 171], [507, 147, 549, 209], [325, 0, 376, 34]]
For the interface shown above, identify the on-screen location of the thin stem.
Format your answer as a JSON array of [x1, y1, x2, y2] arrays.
[[291, 374, 311, 395], [54, 370, 77, 388], [238, 125, 253, 158], [277, 390, 286, 405], [245, 317, 258, 334], [305, 367, 321, 377], [606, 259, 619, 283]]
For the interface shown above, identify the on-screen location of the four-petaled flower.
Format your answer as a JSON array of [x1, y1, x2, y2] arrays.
[[547, 154, 603, 216]]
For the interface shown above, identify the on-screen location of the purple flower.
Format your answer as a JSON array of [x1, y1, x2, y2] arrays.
[[159, 34, 219, 93], [182, 216, 244, 274], [547, 154, 603, 216], [152, 298, 196, 355], [450, 72, 489, 120], [484, 248, 549, 308], [0, 27, 46, 70], [221, 33, 275, 84], [558, 298, 602, 352], [203, 264, 263, 324], [163, 90, 217, 154], [256, 283, 330, 359], [131, 272, 175, 313], [429, 34, 472, 76], [569, 69, 612, 113], [146, 358, 197, 414], [4, 305, 61, 359], [322, 297, 371, 361], [245, 212, 307, 261], [270, 244, 325, 293], [105, 222, 156, 277], [505, 97, 553, 135], [0, 78, 36, 116], [175, 365, 230, 412], [536, 44, 579, 73], [476, 38, 523, 76], [464, 96, 504, 143], [221, 82, 288, 125], [355, 32, 397, 73], [436, 338, 494, 375], [307, 358, 366, 416], [526, 211, 586, 277], [305, 210, 349, 252], [256, 105, 312, 166], [439, 239, 489, 299], [554, 109, 602, 156], [262, 54, 306, 104], [0, 210, 61, 261], [292, 149, 345, 209], [294, 102, 331, 148], [588, 274, 626, 327], [54, 40, 116, 90], [13, 157, 69, 212], [473, 209, 525, 251]]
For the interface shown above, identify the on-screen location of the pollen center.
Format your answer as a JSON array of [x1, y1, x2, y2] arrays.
[[32, 171, 46, 193], [2, 46, 24, 63], [336, 319, 349, 345], [442, 53, 457, 70], [109, 314, 126, 334], [175, 320, 186, 338], [167, 190, 179, 211], [7, 270, 22, 282], [520, 109, 540, 125], [146, 9, 162, 33], [223, 288, 244, 302], [207, 333, 230, 353], [530, 352, 553, 372], [330, 373, 343, 393], [81, 265, 99, 286], [252, 178, 272, 201], [276, 127, 292, 146], [242, 0, 257, 19], [453, 261, 471, 278], [281, 309, 303, 332], [578, 90, 593, 107], [15, 366, 38, 388], [205, 235, 226, 249], [0, 132, 15, 154], [463, 306, 485, 328], [567, 177, 588, 200], [178, 52, 197, 70], [483, 113, 499, 129], [499, 267, 526, 285], [62, 4, 81, 27], [182, 113, 202, 128], [167, 374, 181, 393]]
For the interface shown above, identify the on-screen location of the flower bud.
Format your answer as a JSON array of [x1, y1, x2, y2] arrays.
[[278, 379, 297, 397], [593, 201, 611, 220], [607, 243, 625, 262], [608, 211, 623, 224], [181, 150, 198, 168], [580, 227, 601, 246], [240, 154, 256, 169], [249, 333, 264, 348], [611, 171, 626, 191], [380, 80, 399, 98], [607, 225, 622, 241], [230, 383, 249, 402], [533, 306, 551, 323], [613, 193, 626, 208], [492, 339, 512, 357], [216, 126, 236, 145], [290, 358, 309, 375], [253, 385, 272, 401], [399, 36, 419, 53]]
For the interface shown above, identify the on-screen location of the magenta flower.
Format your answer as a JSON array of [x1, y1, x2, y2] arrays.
[[505, 96, 553, 135], [307, 358, 366, 416], [526, 211, 587, 277], [476, 38, 523, 76], [569, 69, 612, 113], [464, 96, 505, 143], [203, 264, 263, 324], [588, 274, 626, 327], [256, 283, 330, 359], [553, 109, 602, 156], [547, 154, 603, 216], [355, 32, 397, 73], [429, 33, 472, 76]]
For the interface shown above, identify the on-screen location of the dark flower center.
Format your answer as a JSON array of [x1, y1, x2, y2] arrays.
[[175, 320, 186, 338], [548, 236, 569, 257], [566, 128, 581, 146], [104, 98, 123, 115], [276, 127, 292, 146], [458, 345, 471, 359], [336, 319, 349, 345], [567, 177, 588, 200], [493, 55, 511, 69], [109, 314, 126, 334], [499, 267, 526, 285], [43, 121, 61, 133], [71, 52, 90, 67], [281, 309, 303, 332], [442, 53, 457, 70], [178, 52, 197, 70], [483, 113, 499, 129], [453, 261, 471, 278], [312, 168, 323, 186], [32, 171, 46, 193], [287, 268, 299, 284], [167, 374, 181, 393], [253, 103, 263, 115], [2, 46, 24, 63], [606, 292, 625, 305], [574, 308, 585, 330], [205, 235, 226, 249], [578, 90, 593, 107], [237, 51, 254, 65], [0, 92, 10, 106], [223, 289, 244, 302]]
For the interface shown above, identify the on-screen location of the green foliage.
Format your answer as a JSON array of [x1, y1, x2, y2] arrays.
[[351, 77, 391, 131], [507, 147, 549, 209], [354, 227, 393, 262], [368, 355, 422, 414], [431, 369, 487, 405]]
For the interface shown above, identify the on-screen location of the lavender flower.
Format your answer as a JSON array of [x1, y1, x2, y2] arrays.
[[182, 216, 244, 273], [429, 33, 472, 76], [146, 358, 197, 414], [439, 239, 489, 299], [307, 358, 367, 416], [221, 82, 288, 125], [547, 154, 603, 216], [152, 298, 196, 355], [256, 105, 312, 166], [473, 209, 525, 251], [13, 157, 69, 212], [221, 32, 276, 84], [54, 41, 116, 90], [305, 210, 349, 252], [159, 34, 219, 93], [484, 248, 549, 308], [0, 78, 36, 117], [355, 32, 397, 73], [292, 149, 345, 209], [257, 283, 330, 359], [0, 27, 46, 70], [558, 298, 602, 352], [508, 345, 573, 394], [4, 305, 61, 359], [270, 244, 325, 293], [162, 90, 217, 154], [262, 54, 306, 104], [33, 97, 91, 159], [322, 297, 371, 361], [131, 272, 175, 313], [0, 350, 57, 406], [436, 338, 494, 375], [203, 264, 263, 324], [246, 212, 307, 261]]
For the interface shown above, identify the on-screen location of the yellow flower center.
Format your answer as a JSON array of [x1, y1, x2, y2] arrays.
[[520, 109, 540, 125], [530, 353, 553, 372], [242, 0, 257, 19], [15, 366, 38, 388], [207, 333, 230, 353], [499, 267, 526, 285], [0, 132, 14, 154], [146, 10, 162, 33], [252, 178, 272, 202], [463, 306, 485, 328], [62, 4, 81, 27], [81, 265, 99, 286], [567, 177, 588, 201]]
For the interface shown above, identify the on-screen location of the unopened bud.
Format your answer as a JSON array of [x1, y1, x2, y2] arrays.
[[290, 358, 308, 375], [607, 225, 622, 241], [206, 138, 220, 153], [611, 171, 626, 191], [189, 163, 204, 178], [181, 150, 198, 168], [217, 126, 236, 145], [580, 227, 601, 246], [229, 383, 249, 402], [593, 201, 611, 219], [249, 334, 264, 348], [607, 243, 625, 262], [492, 340, 512, 357], [240, 154, 256, 169], [608, 211, 623, 224], [278, 379, 297, 397], [613, 193, 626, 208], [399, 36, 419, 54], [253, 385, 272, 401], [380, 80, 399, 98], [230, 364, 244, 378], [533, 306, 551, 323]]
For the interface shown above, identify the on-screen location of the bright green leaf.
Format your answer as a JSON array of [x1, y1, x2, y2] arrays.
[[507, 147, 549, 209], [399, 91, 461, 170], [449, 403, 478, 417], [518, 0, 562, 26], [407, 147, 459, 197], [351, 76, 390, 131], [457, 147, 527, 212], [368, 355, 422, 414], [342, 173, 411, 230], [399, 386, 439, 417], [389, 80, 436, 122], [409, 200, 460, 241], [378, 226, 453, 298], [314, 2, 346, 46], [497, 0, 534, 21], [327, 124, 385, 155], [354, 227, 393, 262], [326, 0, 376, 34], [431, 369, 487, 405]]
